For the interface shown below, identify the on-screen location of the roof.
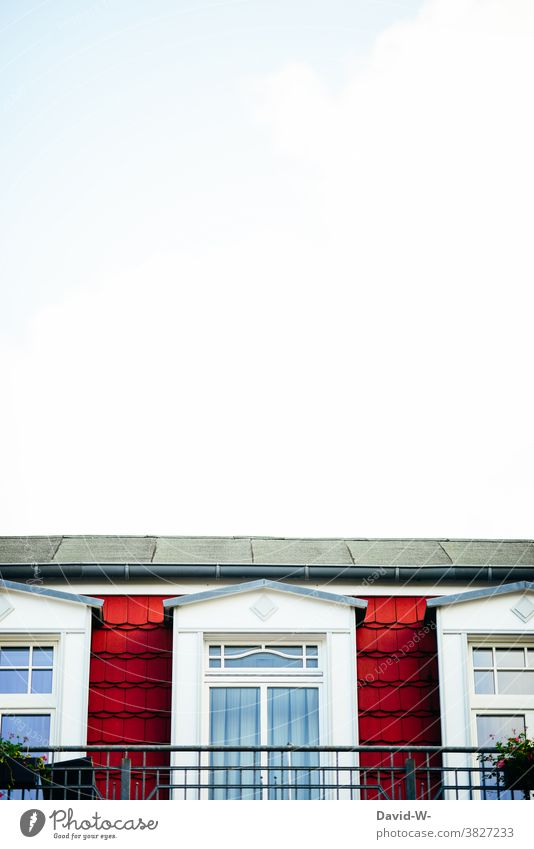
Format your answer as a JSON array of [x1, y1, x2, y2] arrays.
[[0, 536, 533, 567], [163, 579, 368, 610]]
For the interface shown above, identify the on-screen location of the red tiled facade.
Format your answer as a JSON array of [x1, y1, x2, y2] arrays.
[[88, 596, 173, 797]]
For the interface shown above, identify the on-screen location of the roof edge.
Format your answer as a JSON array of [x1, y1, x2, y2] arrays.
[[0, 578, 104, 609], [426, 581, 534, 608], [163, 578, 368, 610]]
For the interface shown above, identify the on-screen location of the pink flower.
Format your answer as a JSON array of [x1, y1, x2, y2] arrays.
[[497, 760, 505, 768]]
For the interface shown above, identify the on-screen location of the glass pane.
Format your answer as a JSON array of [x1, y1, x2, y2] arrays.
[[268, 687, 320, 800], [527, 650, 534, 668], [472, 648, 493, 668], [306, 646, 319, 657], [476, 714, 525, 747], [223, 646, 260, 656], [0, 715, 51, 800], [32, 648, 54, 667], [31, 669, 53, 694], [266, 646, 303, 656], [306, 658, 319, 668], [476, 714, 526, 800], [0, 669, 28, 693], [0, 714, 51, 750], [474, 670, 495, 694], [208, 659, 221, 668], [208, 646, 221, 657], [209, 688, 260, 800], [225, 653, 303, 668], [0, 648, 30, 667], [495, 649, 525, 669], [497, 670, 534, 695]]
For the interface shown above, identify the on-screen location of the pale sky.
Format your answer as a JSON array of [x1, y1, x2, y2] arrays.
[[1, 0, 533, 537]]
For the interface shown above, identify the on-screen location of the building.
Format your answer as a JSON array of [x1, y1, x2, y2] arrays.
[[1, 536, 533, 800]]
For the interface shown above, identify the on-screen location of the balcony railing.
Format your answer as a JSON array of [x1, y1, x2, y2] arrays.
[[0, 745, 530, 801]]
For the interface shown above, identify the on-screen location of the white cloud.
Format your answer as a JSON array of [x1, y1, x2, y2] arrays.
[[1, 0, 533, 535]]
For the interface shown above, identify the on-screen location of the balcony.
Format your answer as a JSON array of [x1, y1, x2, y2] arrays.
[[0, 745, 530, 801]]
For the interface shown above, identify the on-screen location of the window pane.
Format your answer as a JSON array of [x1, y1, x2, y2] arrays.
[[224, 646, 260, 656], [306, 658, 319, 668], [31, 669, 53, 693], [527, 650, 534, 668], [474, 670, 495, 694], [268, 687, 320, 800], [208, 646, 221, 657], [0, 669, 28, 693], [495, 649, 525, 669], [225, 653, 303, 668], [266, 646, 303, 656], [0, 648, 30, 667], [472, 648, 493, 667], [476, 715, 526, 801], [497, 670, 534, 695], [0, 714, 50, 752], [209, 688, 260, 800], [306, 646, 319, 657], [209, 659, 221, 668], [476, 714, 525, 746], [32, 648, 54, 667]]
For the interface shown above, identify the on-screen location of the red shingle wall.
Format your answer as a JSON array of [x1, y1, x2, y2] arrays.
[[356, 597, 440, 799], [88, 596, 173, 799]]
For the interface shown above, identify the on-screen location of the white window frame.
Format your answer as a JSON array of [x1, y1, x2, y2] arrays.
[[203, 635, 327, 747]]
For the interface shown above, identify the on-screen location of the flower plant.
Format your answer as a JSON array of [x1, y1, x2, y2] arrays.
[[482, 731, 534, 799], [0, 734, 49, 791]]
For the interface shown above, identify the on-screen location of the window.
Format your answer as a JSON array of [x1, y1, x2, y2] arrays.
[[470, 643, 534, 799], [0, 643, 56, 798], [208, 642, 319, 670], [0, 646, 54, 695], [473, 646, 534, 695], [206, 640, 322, 799]]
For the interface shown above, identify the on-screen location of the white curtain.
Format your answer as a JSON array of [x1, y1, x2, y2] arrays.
[[268, 688, 320, 800], [209, 688, 260, 800]]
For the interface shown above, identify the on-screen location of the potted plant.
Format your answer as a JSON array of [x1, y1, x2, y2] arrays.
[[0, 735, 50, 794], [483, 731, 534, 800]]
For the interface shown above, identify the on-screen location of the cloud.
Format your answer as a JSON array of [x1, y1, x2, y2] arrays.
[[1, 0, 533, 535]]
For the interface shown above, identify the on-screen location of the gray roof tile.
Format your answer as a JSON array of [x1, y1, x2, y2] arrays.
[[53, 536, 157, 564], [346, 540, 451, 565], [440, 540, 534, 566], [153, 537, 252, 564], [0, 537, 61, 564], [251, 538, 353, 565]]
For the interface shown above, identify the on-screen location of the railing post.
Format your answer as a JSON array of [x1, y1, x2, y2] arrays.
[[120, 755, 131, 800], [404, 757, 416, 800]]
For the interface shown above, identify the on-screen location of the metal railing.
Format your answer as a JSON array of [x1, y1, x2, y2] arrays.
[[0, 745, 530, 801]]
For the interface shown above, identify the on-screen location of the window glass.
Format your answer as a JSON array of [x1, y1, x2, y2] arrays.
[[0, 646, 53, 694], [473, 646, 534, 695], [495, 649, 525, 668], [0, 670, 28, 694], [209, 644, 319, 670], [497, 670, 534, 695], [474, 670, 494, 695], [473, 648, 493, 667]]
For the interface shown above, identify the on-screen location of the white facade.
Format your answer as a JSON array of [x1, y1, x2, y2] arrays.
[[0, 581, 102, 758], [165, 580, 366, 799]]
